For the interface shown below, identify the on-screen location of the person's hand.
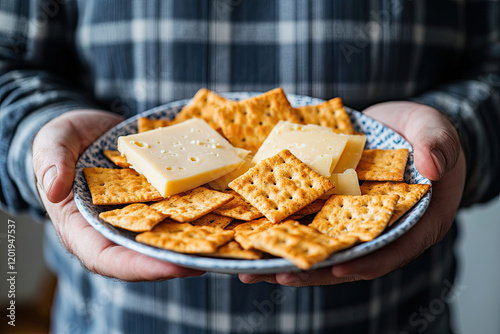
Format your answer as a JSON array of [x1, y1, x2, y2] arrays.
[[239, 101, 466, 286], [33, 110, 205, 281]]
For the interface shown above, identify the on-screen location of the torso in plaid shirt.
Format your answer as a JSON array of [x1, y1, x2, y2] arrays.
[[1, 1, 499, 333]]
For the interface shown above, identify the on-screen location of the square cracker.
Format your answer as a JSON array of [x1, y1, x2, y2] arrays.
[[189, 213, 234, 229], [310, 194, 399, 242], [295, 98, 355, 134], [229, 150, 333, 223], [136, 220, 234, 253], [206, 241, 263, 260], [103, 150, 131, 168], [247, 220, 350, 269], [169, 88, 229, 131], [137, 117, 171, 133], [150, 186, 233, 223], [99, 203, 167, 232], [234, 218, 276, 249], [356, 149, 409, 181], [216, 88, 302, 153], [212, 190, 264, 221], [360, 181, 431, 226], [83, 167, 163, 205]]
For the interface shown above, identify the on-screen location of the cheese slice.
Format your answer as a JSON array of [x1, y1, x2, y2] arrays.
[[325, 169, 361, 196], [252, 121, 348, 176], [332, 134, 366, 174], [117, 118, 244, 197]]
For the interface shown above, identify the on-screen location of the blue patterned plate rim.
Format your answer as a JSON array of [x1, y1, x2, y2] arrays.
[[74, 92, 432, 274]]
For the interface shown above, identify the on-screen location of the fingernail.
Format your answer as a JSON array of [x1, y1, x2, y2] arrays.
[[42, 166, 57, 194], [431, 148, 445, 178]]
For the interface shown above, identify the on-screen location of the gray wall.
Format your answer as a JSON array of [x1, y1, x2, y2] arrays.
[[2, 196, 500, 332]]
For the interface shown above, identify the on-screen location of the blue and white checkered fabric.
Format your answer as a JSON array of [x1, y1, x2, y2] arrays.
[[1, 1, 498, 333]]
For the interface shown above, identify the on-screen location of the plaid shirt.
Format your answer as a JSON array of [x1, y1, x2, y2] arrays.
[[1, 0, 499, 333]]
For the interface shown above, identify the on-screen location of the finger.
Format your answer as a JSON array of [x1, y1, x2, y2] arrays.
[[32, 110, 123, 203], [239, 268, 359, 287], [363, 102, 461, 181], [42, 190, 205, 281]]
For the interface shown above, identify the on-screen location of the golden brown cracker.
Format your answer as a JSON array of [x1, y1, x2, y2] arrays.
[[229, 150, 333, 223], [212, 190, 264, 221], [150, 186, 233, 223], [233, 218, 275, 249], [99, 203, 167, 232], [356, 149, 409, 181], [216, 88, 302, 153], [360, 181, 431, 226], [83, 167, 163, 205], [310, 194, 399, 242], [169, 88, 229, 131], [287, 199, 326, 220], [247, 220, 345, 269], [136, 220, 234, 253], [189, 213, 234, 229], [103, 150, 131, 168], [295, 98, 355, 134], [206, 241, 263, 260], [224, 220, 246, 231], [137, 117, 171, 133]]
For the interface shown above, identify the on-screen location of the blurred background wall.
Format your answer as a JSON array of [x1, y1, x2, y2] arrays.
[[2, 196, 500, 333]]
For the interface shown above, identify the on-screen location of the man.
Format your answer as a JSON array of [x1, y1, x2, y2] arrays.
[[1, 1, 498, 333]]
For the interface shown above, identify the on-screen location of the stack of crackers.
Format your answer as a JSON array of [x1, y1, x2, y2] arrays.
[[84, 88, 430, 270]]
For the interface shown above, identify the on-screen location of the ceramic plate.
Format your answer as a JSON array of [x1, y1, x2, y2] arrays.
[[74, 92, 431, 274]]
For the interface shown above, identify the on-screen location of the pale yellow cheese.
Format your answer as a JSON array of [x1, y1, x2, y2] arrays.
[[324, 169, 361, 196], [332, 134, 367, 174], [117, 118, 244, 197], [252, 121, 348, 176]]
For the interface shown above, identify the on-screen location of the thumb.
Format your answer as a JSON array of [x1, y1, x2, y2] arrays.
[[363, 102, 462, 181], [33, 110, 123, 203]]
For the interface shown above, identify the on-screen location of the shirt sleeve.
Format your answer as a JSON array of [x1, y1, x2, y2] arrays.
[[0, 2, 100, 217], [411, 0, 500, 207]]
